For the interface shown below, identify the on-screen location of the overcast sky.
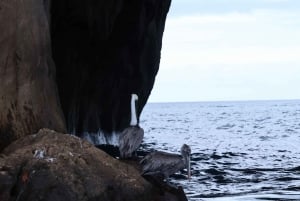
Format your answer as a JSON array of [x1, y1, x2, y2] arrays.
[[148, 0, 300, 102]]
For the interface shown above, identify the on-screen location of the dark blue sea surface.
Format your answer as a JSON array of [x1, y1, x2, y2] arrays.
[[140, 100, 300, 201]]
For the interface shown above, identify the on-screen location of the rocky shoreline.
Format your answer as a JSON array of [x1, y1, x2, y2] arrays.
[[0, 0, 180, 199], [0, 129, 187, 201]]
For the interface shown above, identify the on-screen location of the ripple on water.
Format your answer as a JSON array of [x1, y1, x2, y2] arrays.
[[140, 100, 300, 200], [216, 124, 236, 130]]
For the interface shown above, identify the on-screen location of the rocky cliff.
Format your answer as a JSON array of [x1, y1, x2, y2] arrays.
[[0, 2, 189, 200], [0, 0, 171, 150], [0, 0, 67, 151], [51, 0, 171, 144]]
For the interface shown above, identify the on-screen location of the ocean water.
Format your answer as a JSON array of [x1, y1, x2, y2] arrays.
[[139, 100, 300, 201]]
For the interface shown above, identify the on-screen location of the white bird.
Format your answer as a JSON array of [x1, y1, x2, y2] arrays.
[[119, 94, 144, 159], [140, 144, 191, 180]]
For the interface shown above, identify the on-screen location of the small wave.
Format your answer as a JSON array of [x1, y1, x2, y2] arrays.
[[288, 166, 300, 171], [205, 168, 226, 175], [255, 117, 272, 122], [229, 167, 284, 172], [253, 125, 265, 129], [216, 105, 232, 108], [274, 177, 300, 182], [285, 128, 295, 132], [284, 186, 300, 191], [259, 135, 276, 141], [216, 124, 236, 130]]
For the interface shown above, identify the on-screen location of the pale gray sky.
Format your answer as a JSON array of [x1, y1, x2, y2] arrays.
[[148, 0, 300, 102]]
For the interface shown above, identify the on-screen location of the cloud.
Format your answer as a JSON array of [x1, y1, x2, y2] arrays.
[[150, 8, 300, 102], [161, 9, 300, 66]]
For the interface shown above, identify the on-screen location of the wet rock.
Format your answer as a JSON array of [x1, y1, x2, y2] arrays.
[[0, 129, 187, 201]]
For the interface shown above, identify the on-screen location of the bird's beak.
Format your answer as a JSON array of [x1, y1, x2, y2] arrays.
[[187, 156, 191, 180]]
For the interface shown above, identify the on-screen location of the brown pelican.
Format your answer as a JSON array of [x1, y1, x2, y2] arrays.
[[119, 94, 144, 159], [140, 144, 191, 180]]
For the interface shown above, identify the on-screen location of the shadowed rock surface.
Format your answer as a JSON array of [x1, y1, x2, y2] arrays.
[[51, 0, 171, 141], [0, 129, 187, 201]]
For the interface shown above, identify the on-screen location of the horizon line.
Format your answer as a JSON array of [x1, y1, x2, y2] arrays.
[[147, 98, 300, 104]]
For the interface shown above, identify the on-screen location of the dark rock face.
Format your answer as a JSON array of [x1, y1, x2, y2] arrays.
[[0, 129, 187, 201], [0, 0, 67, 151], [0, 0, 170, 148], [51, 0, 171, 143]]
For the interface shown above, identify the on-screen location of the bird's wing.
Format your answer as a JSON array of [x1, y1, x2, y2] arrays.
[[140, 151, 184, 176], [119, 127, 144, 158]]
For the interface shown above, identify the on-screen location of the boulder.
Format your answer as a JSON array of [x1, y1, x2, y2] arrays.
[[0, 129, 187, 201]]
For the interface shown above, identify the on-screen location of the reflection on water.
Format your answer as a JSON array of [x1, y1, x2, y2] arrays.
[[140, 100, 300, 200]]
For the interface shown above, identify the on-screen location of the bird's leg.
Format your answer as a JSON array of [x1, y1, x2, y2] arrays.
[[130, 151, 138, 160], [134, 150, 137, 158], [165, 178, 173, 185], [165, 178, 170, 184], [163, 178, 178, 189]]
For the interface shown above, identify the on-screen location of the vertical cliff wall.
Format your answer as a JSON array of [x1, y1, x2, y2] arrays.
[[51, 0, 171, 144], [0, 0, 66, 151], [0, 0, 171, 150]]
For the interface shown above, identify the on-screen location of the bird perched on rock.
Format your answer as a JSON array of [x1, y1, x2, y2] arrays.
[[140, 144, 191, 180], [119, 94, 144, 159]]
